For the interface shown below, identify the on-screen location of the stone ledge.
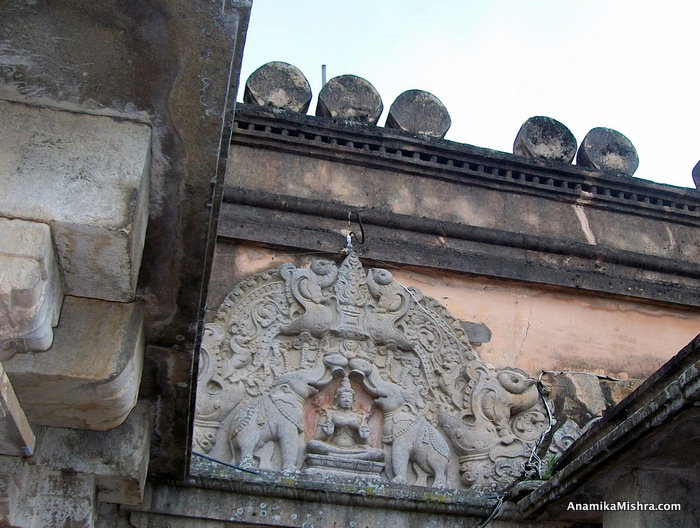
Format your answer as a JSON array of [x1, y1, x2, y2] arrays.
[[3, 296, 144, 431], [0, 100, 151, 302], [127, 473, 509, 527], [219, 190, 700, 308]]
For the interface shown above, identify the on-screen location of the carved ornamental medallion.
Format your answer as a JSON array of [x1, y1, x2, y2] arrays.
[[194, 252, 547, 492]]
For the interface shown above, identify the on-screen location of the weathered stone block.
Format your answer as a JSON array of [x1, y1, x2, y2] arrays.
[[385, 89, 451, 139], [18, 470, 96, 528], [576, 126, 639, 176], [513, 116, 577, 163], [4, 296, 144, 431], [0, 218, 63, 358], [0, 100, 151, 302], [316, 74, 383, 124], [36, 404, 151, 505], [0, 407, 149, 527], [244, 61, 312, 113]]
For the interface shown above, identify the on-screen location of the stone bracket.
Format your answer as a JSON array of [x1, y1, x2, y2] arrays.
[[0, 362, 35, 457], [4, 296, 145, 431]]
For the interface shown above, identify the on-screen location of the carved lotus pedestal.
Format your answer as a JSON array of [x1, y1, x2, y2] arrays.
[[305, 454, 385, 479], [193, 251, 548, 494]]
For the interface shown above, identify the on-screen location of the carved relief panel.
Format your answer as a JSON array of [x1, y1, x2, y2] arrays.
[[193, 251, 548, 492]]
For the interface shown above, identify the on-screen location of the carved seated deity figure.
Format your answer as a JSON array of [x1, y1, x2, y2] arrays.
[[307, 377, 384, 463]]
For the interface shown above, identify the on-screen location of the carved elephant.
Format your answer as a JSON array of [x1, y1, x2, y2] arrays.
[[229, 361, 327, 472], [351, 358, 450, 486]]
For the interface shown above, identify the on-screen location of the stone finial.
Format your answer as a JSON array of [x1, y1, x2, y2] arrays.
[[243, 61, 312, 114], [513, 116, 577, 163], [385, 90, 451, 139], [576, 127, 639, 177], [315, 75, 383, 124], [692, 160, 700, 189]]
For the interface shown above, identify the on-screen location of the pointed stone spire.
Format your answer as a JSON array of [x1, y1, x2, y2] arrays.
[[692, 160, 700, 189]]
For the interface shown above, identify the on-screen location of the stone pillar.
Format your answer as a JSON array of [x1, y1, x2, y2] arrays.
[[385, 89, 451, 139], [602, 469, 700, 528], [315, 74, 383, 124], [244, 61, 312, 114]]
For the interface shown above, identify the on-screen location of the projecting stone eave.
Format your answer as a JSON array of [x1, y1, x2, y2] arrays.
[[518, 333, 700, 523]]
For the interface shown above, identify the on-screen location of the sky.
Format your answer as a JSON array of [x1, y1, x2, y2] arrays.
[[238, 1, 699, 188]]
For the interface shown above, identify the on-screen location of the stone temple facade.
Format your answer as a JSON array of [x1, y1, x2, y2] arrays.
[[1, 3, 700, 527]]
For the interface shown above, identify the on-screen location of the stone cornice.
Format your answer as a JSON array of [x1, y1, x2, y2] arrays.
[[233, 104, 700, 227], [220, 188, 700, 308]]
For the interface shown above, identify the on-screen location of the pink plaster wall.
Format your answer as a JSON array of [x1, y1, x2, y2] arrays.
[[210, 243, 700, 381]]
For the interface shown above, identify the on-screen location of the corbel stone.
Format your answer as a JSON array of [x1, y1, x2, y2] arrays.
[[0, 218, 63, 359], [0, 100, 151, 302], [4, 296, 144, 431], [35, 404, 151, 506]]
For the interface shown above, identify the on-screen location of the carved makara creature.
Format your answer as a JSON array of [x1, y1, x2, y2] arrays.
[[280, 260, 339, 338], [438, 364, 546, 487], [365, 268, 414, 350]]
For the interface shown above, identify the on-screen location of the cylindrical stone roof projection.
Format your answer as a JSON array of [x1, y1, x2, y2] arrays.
[[315, 75, 383, 124], [244, 61, 312, 114], [385, 90, 451, 139], [576, 127, 639, 177], [513, 116, 577, 163]]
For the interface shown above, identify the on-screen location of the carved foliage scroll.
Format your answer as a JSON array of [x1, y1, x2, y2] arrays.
[[194, 252, 547, 492]]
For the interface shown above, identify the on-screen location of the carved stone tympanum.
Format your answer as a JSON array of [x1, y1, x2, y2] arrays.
[[194, 252, 547, 492]]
